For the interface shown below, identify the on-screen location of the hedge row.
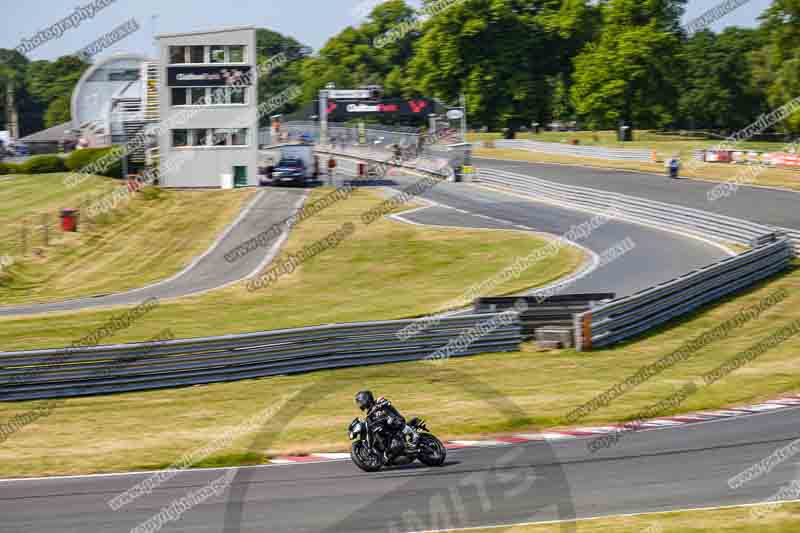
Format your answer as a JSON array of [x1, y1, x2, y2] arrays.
[[0, 148, 124, 178], [64, 147, 123, 179]]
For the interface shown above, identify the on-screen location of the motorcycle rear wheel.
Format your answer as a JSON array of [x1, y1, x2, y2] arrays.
[[351, 441, 384, 472], [417, 433, 447, 467]]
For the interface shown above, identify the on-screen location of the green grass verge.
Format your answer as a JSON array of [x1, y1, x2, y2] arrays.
[[466, 503, 800, 532], [0, 186, 584, 351], [468, 130, 791, 155], [0, 173, 257, 305], [0, 172, 115, 225], [470, 131, 800, 191], [1, 189, 798, 478]]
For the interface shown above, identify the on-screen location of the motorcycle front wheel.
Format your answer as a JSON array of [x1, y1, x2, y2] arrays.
[[350, 441, 384, 472], [417, 433, 447, 467]]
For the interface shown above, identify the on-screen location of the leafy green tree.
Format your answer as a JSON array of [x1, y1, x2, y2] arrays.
[[44, 94, 72, 128], [677, 28, 767, 131], [406, 0, 597, 130], [752, 0, 800, 133], [256, 27, 310, 117], [571, 0, 687, 129], [0, 49, 29, 137], [299, 0, 418, 103], [24, 56, 88, 109]]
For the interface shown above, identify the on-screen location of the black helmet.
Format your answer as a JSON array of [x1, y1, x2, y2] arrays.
[[355, 390, 375, 411]]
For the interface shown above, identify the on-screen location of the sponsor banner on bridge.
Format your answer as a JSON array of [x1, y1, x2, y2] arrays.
[[167, 66, 253, 87], [325, 98, 435, 120]]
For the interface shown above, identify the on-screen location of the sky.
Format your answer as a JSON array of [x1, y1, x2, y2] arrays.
[[0, 0, 776, 61]]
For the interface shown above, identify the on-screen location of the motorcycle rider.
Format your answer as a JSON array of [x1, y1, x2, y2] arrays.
[[355, 390, 419, 457]]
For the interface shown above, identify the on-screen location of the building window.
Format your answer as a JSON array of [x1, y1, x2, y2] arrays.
[[108, 69, 139, 81], [169, 46, 186, 64], [190, 46, 205, 63], [208, 87, 225, 104], [172, 129, 189, 147], [171, 87, 248, 107], [230, 87, 246, 105], [210, 46, 226, 63], [190, 87, 207, 105], [212, 129, 229, 146], [192, 129, 209, 147], [171, 88, 187, 106], [229, 46, 245, 63], [231, 128, 248, 146]]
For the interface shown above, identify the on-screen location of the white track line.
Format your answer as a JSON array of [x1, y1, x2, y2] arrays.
[[388, 199, 603, 298], [474, 181, 738, 257], [403, 498, 800, 533], [2, 404, 798, 483], [241, 190, 309, 282], [473, 154, 800, 196], [0, 189, 299, 315]]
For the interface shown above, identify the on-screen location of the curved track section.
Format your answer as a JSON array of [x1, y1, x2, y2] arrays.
[[0, 190, 307, 317], [0, 162, 797, 532], [2, 406, 799, 532], [475, 157, 800, 231], [381, 173, 730, 296]]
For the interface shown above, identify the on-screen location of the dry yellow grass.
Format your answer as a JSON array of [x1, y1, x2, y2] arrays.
[[465, 503, 800, 532], [0, 176, 256, 305], [1, 189, 798, 479], [0, 265, 798, 477], [473, 147, 800, 192], [0, 187, 584, 351]]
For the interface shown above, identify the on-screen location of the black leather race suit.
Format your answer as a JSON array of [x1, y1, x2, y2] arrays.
[[366, 398, 411, 457]]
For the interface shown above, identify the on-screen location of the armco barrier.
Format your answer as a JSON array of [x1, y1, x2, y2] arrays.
[[478, 168, 777, 247], [777, 226, 800, 256], [475, 294, 615, 339], [0, 314, 522, 401], [476, 168, 796, 351], [316, 145, 455, 179], [493, 140, 653, 162], [574, 239, 793, 350]]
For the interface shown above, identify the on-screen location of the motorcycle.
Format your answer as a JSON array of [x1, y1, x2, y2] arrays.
[[348, 416, 447, 472]]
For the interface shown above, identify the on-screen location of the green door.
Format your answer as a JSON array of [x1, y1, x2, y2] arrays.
[[233, 166, 248, 188]]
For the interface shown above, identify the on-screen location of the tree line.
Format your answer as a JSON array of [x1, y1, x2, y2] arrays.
[[1, 0, 798, 137]]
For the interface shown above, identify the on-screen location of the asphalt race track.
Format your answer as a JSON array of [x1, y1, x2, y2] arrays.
[[2, 160, 798, 532], [0, 190, 306, 317], [2, 407, 799, 532], [0, 160, 736, 317], [381, 173, 730, 297], [475, 157, 800, 230]]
